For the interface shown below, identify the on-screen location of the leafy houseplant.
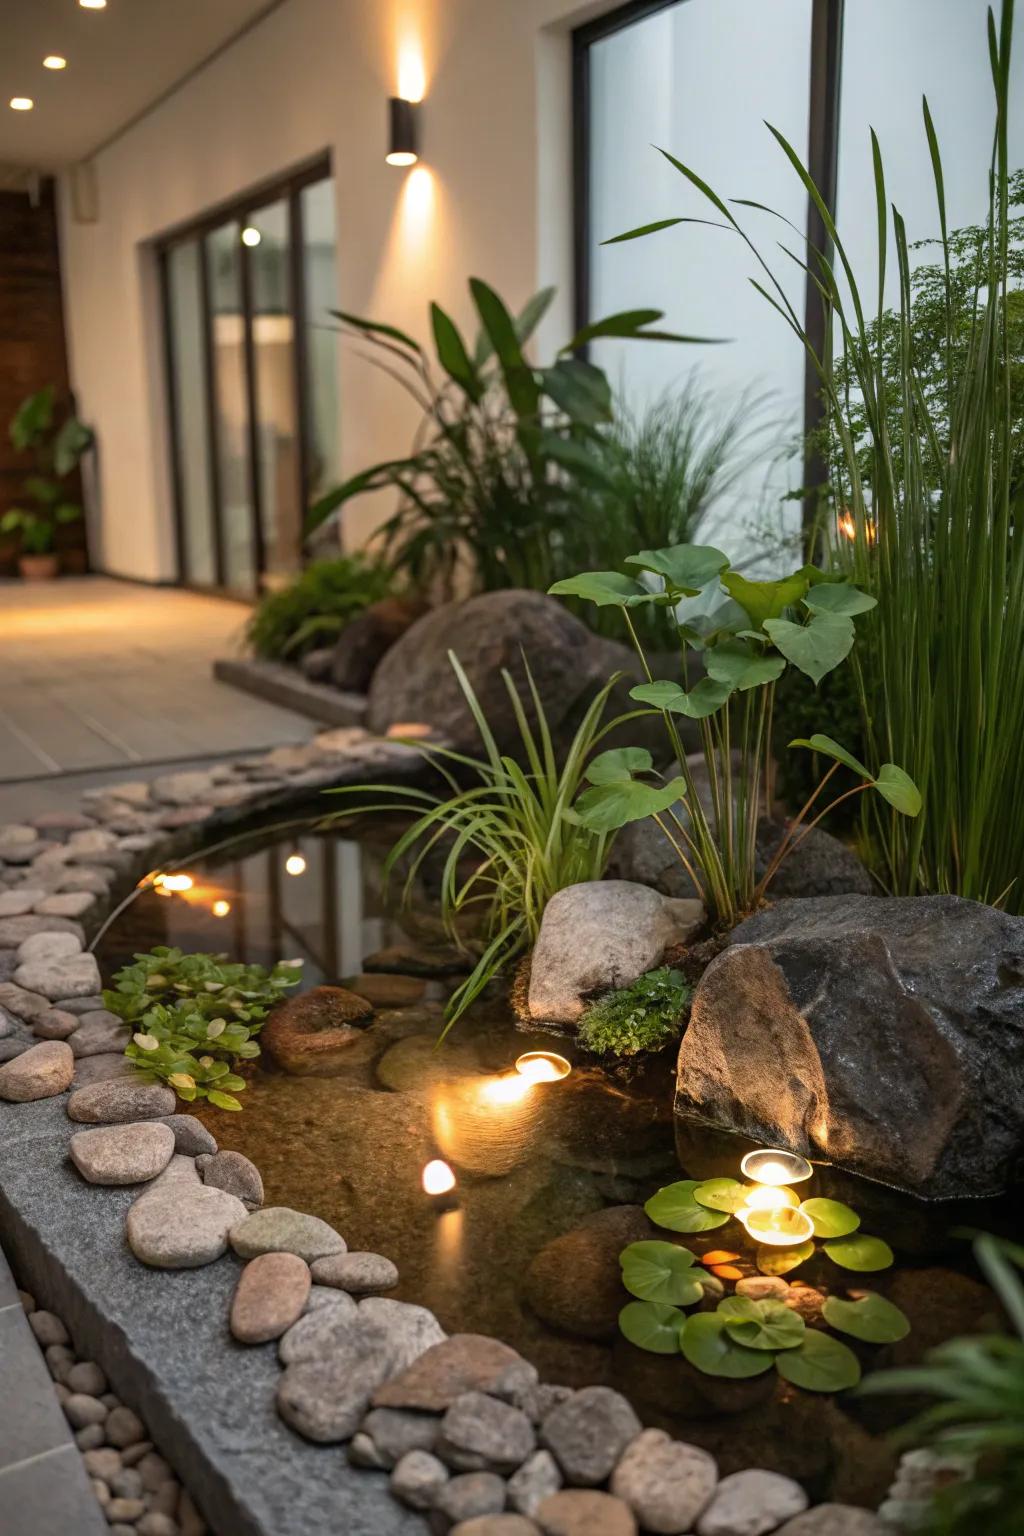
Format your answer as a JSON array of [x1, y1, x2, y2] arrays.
[[551, 544, 921, 927], [2, 385, 93, 579], [861, 1234, 1024, 1536], [245, 555, 396, 662], [577, 966, 692, 1057], [106, 947, 302, 1111], [605, 1, 1022, 909], [324, 655, 634, 1035], [305, 278, 710, 603]]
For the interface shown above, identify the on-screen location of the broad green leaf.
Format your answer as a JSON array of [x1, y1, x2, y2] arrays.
[[722, 570, 810, 627], [618, 1300, 684, 1354], [549, 571, 652, 608], [625, 544, 729, 595], [207, 1090, 243, 1112], [681, 1313, 776, 1378], [575, 776, 689, 835], [693, 1177, 750, 1214], [630, 678, 733, 720], [873, 764, 922, 817], [787, 734, 872, 780], [620, 1240, 702, 1305], [775, 1329, 862, 1392], [721, 1298, 806, 1351], [803, 583, 877, 617], [540, 358, 613, 424], [764, 613, 855, 685], [822, 1292, 910, 1344], [824, 1234, 895, 1272], [469, 278, 539, 418], [705, 640, 787, 691], [644, 1180, 730, 1233], [757, 1240, 815, 1276], [561, 308, 663, 353], [430, 303, 482, 401], [585, 747, 654, 785], [799, 1198, 861, 1239]]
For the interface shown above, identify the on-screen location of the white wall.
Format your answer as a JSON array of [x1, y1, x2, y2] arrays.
[[59, 0, 603, 581]]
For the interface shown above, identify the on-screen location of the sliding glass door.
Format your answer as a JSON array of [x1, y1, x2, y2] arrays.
[[160, 158, 338, 596]]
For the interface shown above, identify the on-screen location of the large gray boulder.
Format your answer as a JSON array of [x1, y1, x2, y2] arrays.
[[676, 894, 1024, 1198]]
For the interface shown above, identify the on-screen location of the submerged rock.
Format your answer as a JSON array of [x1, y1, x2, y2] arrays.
[[528, 881, 704, 1026], [523, 1205, 653, 1341], [677, 894, 1024, 1197], [261, 985, 374, 1075]]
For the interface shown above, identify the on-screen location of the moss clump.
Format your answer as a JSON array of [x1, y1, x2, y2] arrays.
[[577, 967, 692, 1058]]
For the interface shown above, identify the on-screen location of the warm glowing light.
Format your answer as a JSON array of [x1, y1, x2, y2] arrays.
[[9, 98, 33, 111], [284, 854, 306, 877], [479, 1074, 532, 1106], [386, 721, 432, 738], [740, 1205, 815, 1247], [742, 1185, 798, 1213], [740, 1148, 812, 1186], [43, 56, 67, 70], [422, 1159, 456, 1196], [397, 46, 426, 103], [837, 510, 876, 545], [385, 150, 418, 168], [515, 1051, 571, 1083], [79, 0, 108, 9], [241, 226, 262, 247], [157, 873, 194, 893], [212, 900, 231, 918]]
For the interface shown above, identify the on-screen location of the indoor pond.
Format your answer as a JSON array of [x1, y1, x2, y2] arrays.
[[94, 816, 1013, 1507]]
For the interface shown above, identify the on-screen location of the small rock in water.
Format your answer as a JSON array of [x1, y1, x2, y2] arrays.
[[735, 1276, 790, 1301], [67, 1078, 176, 1123], [14, 950, 102, 1001], [311, 1250, 398, 1294], [196, 1149, 264, 1208], [695, 1470, 808, 1536], [508, 1449, 563, 1516], [231, 1252, 311, 1344], [32, 1008, 79, 1040], [161, 1114, 218, 1156], [347, 972, 426, 1008], [260, 985, 375, 1074], [438, 1391, 535, 1474], [610, 1429, 718, 1534], [127, 1184, 248, 1268], [0, 1039, 74, 1101], [536, 1489, 638, 1536], [70, 1122, 176, 1185], [435, 1471, 508, 1525], [390, 1449, 450, 1510], [230, 1206, 346, 1263], [541, 1387, 641, 1487]]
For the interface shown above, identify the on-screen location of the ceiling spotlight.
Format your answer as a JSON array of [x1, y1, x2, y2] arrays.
[[9, 98, 34, 111], [43, 56, 67, 71], [79, 0, 108, 9], [241, 226, 261, 247]]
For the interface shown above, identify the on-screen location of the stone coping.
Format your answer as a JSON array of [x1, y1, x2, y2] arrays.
[[213, 657, 369, 729]]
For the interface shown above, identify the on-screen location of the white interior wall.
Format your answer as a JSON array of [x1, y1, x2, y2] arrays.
[[58, 0, 600, 581]]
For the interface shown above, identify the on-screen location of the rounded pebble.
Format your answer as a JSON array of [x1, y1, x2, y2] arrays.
[[390, 1448, 450, 1510], [696, 1470, 809, 1536], [106, 1405, 147, 1448], [29, 1309, 69, 1346], [230, 1252, 311, 1344], [536, 1489, 638, 1536], [66, 1360, 108, 1396], [64, 1392, 109, 1429], [611, 1429, 718, 1535]]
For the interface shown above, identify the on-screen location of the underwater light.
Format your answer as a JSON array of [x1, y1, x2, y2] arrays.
[[740, 1148, 812, 1186], [514, 1051, 571, 1083], [158, 873, 193, 893], [421, 1160, 457, 1211], [211, 900, 231, 918], [739, 1204, 815, 1247], [742, 1185, 798, 1213], [480, 1075, 532, 1106]]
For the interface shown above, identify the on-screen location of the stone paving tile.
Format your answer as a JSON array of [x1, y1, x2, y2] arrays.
[[0, 1300, 76, 1470], [0, 1444, 108, 1536]]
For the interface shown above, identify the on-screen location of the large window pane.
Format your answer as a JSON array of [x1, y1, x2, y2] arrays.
[[165, 241, 215, 586], [585, 0, 813, 561], [300, 177, 341, 507], [249, 200, 300, 586], [206, 221, 256, 593]]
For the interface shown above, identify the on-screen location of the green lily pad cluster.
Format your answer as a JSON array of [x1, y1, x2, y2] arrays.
[[617, 1175, 909, 1394], [108, 946, 302, 1111]]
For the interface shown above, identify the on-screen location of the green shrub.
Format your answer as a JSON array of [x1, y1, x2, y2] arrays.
[[2, 385, 93, 556], [577, 967, 692, 1057], [245, 555, 395, 662], [106, 946, 301, 1111]]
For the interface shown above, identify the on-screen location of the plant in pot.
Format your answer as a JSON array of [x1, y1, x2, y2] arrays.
[[2, 385, 93, 580]]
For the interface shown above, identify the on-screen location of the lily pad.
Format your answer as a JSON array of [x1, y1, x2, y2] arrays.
[[645, 1181, 730, 1234], [800, 1198, 861, 1239], [757, 1240, 815, 1277], [620, 1241, 702, 1306], [775, 1329, 862, 1392], [619, 1300, 684, 1355], [822, 1292, 910, 1343], [693, 1177, 750, 1213], [680, 1313, 776, 1378], [824, 1234, 895, 1272], [720, 1297, 806, 1351]]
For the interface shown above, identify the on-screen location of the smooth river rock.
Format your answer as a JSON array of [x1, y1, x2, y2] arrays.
[[127, 1184, 248, 1268], [69, 1011, 130, 1058], [678, 894, 1024, 1198], [610, 1429, 718, 1534], [230, 1253, 312, 1344], [16, 930, 83, 964], [70, 1122, 176, 1185], [374, 1334, 537, 1412], [230, 1206, 346, 1263], [775, 1509, 886, 1536], [0, 1039, 74, 1101], [695, 1471, 808, 1536], [31, 1008, 79, 1041], [438, 1391, 535, 1474], [536, 1489, 638, 1536], [13, 951, 102, 1001], [540, 1387, 641, 1487], [160, 1114, 218, 1156], [67, 1078, 177, 1123], [310, 1250, 399, 1295], [196, 1150, 264, 1208]]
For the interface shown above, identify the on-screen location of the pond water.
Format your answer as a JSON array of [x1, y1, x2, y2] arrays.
[[96, 814, 1011, 1505]]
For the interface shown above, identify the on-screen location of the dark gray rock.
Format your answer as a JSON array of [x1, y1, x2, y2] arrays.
[[438, 1392, 535, 1474], [508, 1450, 563, 1517], [756, 822, 875, 899], [160, 1114, 218, 1156], [361, 1407, 442, 1467], [197, 1149, 264, 1208], [390, 1449, 450, 1511], [540, 1387, 641, 1487], [331, 597, 430, 692], [69, 1011, 129, 1058], [678, 894, 1024, 1197]]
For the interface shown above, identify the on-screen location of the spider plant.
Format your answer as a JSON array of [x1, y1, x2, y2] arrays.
[[861, 1233, 1024, 1535], [323, 654, 634, 1035]]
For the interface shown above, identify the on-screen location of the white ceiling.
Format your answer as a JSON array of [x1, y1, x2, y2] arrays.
[[0, 0, 284, 173]]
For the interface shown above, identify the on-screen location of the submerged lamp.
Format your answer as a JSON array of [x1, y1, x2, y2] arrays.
[[387, 96, 419, 166]]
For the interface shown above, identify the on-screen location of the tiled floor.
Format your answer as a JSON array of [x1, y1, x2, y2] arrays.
[[0, 577, 311, 792]]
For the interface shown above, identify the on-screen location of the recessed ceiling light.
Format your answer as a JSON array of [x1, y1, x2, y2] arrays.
[[241, 226, 262, 247], [79, 0, 107, 9], [9, 98, 34, 112], [43, 56, 67, 71]]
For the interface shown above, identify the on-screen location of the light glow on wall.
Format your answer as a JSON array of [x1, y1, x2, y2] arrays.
[[397, 44, 426, 103]]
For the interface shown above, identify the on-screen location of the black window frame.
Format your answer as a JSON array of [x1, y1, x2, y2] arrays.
[[572, 0, 845, 539], [157, 152, 333, 598]]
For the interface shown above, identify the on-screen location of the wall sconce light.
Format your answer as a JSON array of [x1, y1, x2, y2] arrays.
[[386, 97, 419, 166]]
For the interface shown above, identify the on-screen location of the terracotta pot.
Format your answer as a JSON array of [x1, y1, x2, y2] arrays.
[[18, 553, 59, 581]]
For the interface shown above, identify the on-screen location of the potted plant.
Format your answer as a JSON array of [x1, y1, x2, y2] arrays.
[[2, 385, 93, 580]]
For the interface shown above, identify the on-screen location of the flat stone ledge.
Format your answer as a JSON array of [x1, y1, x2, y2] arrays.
[[213, 658, 368, 729]]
